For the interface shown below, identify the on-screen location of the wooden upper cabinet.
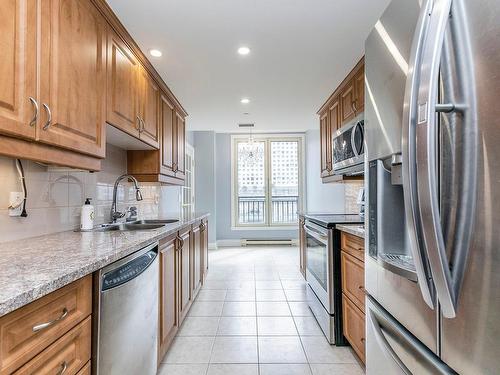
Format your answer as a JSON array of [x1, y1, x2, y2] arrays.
[[353, 63, 365, 115], [107, 29, 140, 138], [160, 94, 176, 177], [137, 67, 160, 149], [38, 0, 106, 158], [175, 112, 186, 179], [0, 0, 37, 140], [320, 112, 331, 177], [340, 79, 356, 125], [329, 96, 340, 134]]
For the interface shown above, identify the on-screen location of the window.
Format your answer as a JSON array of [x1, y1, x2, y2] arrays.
[[231, 134, 304, 228]]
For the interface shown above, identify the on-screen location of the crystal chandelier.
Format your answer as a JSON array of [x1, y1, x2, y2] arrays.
[[239, 128, 263, 167]]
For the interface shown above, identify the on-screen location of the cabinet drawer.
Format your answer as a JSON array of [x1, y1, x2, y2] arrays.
[[13, 317, 91, 375], [341, 251, 365, 313], [341, 232, 364, 262], [342, 294, 365, 364], [76, 361, 90, 375], [0, 276, 92, 374]]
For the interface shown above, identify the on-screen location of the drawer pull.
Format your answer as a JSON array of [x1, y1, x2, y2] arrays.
[[57, 361, 68, 375], [32, 308, 68, 332], [361, 337, 365, 343], [358, 286, 366, 294]]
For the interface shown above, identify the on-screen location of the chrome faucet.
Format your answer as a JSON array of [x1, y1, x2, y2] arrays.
[[110, 174, 143, 223]]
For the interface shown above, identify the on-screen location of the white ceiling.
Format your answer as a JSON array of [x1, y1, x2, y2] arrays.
[[107, 0, 390, 133]]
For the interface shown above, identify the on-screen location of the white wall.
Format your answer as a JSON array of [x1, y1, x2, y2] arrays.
[[305, 129, 346, 213]]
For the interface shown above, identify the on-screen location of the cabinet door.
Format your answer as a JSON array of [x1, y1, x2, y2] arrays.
[[201, 220, 209, 282], [191, 225, 202, 297], [159, 236, 178, 360], [106, 29, 140, 138], [175, 112, 186, 181], [138, 67, 160, 149], [39, 0, 106, 158], [340, 79, 356, 125], [319, 112, 331, 177], [342, 294, 365, 363], [0, 0, 37, 140], [178, 229, 191, 323], [353, 64, 365, 115], [160, 94, 176, 177], [328, 96, 341, 133]]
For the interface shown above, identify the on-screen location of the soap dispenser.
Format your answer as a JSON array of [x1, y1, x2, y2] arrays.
[[80, 198, 95, 231]]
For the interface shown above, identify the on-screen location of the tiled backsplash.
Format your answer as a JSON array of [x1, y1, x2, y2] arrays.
[[344, 181, 364, 214], [0, 144, 181, 243]]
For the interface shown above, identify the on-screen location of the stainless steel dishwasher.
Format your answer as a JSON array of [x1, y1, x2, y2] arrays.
[[94, 242, 159, 375]]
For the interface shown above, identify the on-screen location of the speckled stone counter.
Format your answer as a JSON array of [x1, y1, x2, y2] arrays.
[[0, 213, 209, 317], [336, 224, 365, 239]]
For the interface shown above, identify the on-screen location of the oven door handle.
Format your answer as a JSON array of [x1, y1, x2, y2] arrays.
[[304, 224, 329, 244]]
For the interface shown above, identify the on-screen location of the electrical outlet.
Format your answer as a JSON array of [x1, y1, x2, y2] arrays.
[[9, 192, 24, 217]]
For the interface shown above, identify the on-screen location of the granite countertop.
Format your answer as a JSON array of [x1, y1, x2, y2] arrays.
[[299, 212, 364, 228], [0, 213, 209, 317], [336, 224, 365, 239]]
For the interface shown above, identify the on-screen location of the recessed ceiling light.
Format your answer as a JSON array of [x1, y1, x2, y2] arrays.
[[240, 98, 250, 104], [149, 49, 162, 57], [237, 46, 251, 55]]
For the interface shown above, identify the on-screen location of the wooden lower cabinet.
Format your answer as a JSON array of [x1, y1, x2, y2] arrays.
[[191, 223, 202, 298], [177, 227, 192, 323], [159, 234, 179, 361], [340, 231, 365, 365], [299, 217, 306, 277], [76, 361, 91, 375], [0, 276, 92, 375], [14, 317, 91, 375], [342, 294, 366, 363]]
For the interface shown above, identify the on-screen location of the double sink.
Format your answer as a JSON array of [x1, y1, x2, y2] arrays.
[[93, 219, 179, 232]]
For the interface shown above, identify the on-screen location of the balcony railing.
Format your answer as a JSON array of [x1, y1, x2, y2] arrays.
[[238, 196, 298, 225]]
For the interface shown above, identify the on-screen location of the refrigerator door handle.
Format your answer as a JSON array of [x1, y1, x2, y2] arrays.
[[415, 0, 477, 318], [368, 296, 458, 375], [401, 0, 436, 309]]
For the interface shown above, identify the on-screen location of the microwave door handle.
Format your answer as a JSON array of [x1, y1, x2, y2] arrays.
[[415, 0, 477, 319], [351, 122, 359, 157], [401, 0, 436, 310]]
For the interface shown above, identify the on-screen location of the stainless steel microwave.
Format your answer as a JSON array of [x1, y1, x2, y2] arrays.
[[332, 118, 364, 175]]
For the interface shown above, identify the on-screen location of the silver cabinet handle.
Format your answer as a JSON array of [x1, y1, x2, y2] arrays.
[[415, 0, 476, 319], [401, 0, 436, 311], [28, 97, 38, 127], [136, 115, 141, 131], [57, 361, 68, 375], [42, 103, 52, 130], [32, 308, 68, 332], [141, 117, 146, 133], [351, 100, 357, 114]]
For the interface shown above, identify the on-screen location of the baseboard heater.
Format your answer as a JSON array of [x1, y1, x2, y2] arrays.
[[241, 239, 295, 246]]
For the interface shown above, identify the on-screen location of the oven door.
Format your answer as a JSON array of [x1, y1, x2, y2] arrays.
[[305, 220, 334, 313]]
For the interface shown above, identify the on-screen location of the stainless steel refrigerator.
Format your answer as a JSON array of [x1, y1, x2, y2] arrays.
[[364, 0, 500, 373]]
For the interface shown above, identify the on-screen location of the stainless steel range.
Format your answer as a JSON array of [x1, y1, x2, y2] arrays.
[[303, 214, 363, 344]]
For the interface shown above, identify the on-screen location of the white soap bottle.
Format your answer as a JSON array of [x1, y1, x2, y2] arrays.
[[80, 198, 95, 231]]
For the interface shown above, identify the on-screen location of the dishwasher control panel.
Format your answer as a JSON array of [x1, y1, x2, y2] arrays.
[[102, 250, 157, 291]]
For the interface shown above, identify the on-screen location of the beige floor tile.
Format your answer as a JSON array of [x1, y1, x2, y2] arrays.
[[202, 280, 228, 290], [188, 301, 224, 317], [207, 364, 258, 375], [289, 302, 314, 317], [310, 363, 364, 375], [285, 289, 308, 301], [178, 317, 220, 336], [217, 317, 257, 336], [225, 289, 256, 301], [222, 301, 256, 316], [258, 336, 307, 363], [256, 289, 287, 301], [256, 280, 283, 289], [281, 280, 308, 289], [257, 316, 298, 336], [210, 336, 258, 363], [163, 336, 215, 364], [256, 301, 291, 316], [259, 364, 312, 375], [157, 364, 208, 375], [196, 289, 228, 301], [293, 316, 324, 336], [301, 336, 357, 364]]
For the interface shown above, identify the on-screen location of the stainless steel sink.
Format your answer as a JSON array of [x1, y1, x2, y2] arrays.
[[131, 219, 179, 225], [94, 223, 165, 232]]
